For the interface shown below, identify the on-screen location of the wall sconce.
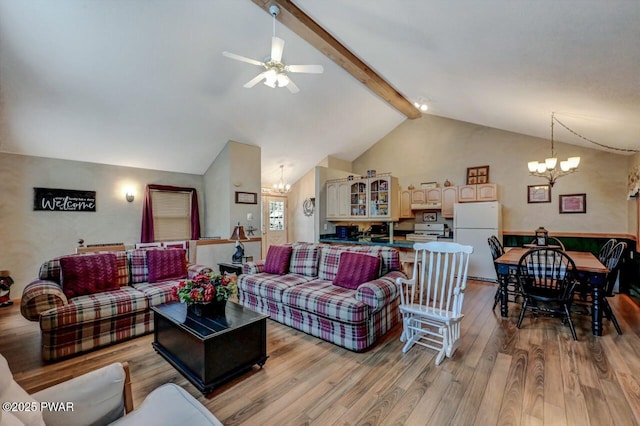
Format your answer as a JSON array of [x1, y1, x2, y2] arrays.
[[125, 191, 135, 202]]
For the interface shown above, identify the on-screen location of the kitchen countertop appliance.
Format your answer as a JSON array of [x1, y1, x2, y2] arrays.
[[406, 223, 445, 242], [335, 225, 360, 240]]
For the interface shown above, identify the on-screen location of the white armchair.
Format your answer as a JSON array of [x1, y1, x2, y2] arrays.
[[0, 353, 222, 426]]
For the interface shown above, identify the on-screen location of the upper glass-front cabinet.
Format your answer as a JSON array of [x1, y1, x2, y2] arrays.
[[369, 178, 390, 218], [326, 174, 398, 221], [350, 181, 368, 217]]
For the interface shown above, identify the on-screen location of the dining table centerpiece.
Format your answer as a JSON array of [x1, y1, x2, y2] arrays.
[[172, 272, 238, 317]]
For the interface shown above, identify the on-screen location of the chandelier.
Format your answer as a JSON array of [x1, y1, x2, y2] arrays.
[[273, 165, 291, 194], [527, 113, 580, 187]]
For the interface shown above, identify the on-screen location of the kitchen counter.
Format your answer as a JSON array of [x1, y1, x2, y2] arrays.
[[319, 237, 415, 249]]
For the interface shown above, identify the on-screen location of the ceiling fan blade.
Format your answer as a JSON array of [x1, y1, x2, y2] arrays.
[[271, 37, 285, 62], [286, 64, 324, 74], [244, 72, 266, 88], [286, 78, 300, 94], [222, 51, 264, 67]]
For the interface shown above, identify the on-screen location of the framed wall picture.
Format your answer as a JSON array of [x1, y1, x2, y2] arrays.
[[423, 212, 437, 222], [559, 193, 586, 214], [527, 184, 551, 203], [467, 165, 489, 185], [235, 191, 257, 204]]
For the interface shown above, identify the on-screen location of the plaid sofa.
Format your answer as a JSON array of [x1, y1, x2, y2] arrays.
[[20, 249, 212, 361], [239, 243, 405, 352]]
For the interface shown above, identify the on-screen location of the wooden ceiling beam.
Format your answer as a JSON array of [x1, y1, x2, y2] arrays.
[[251, 0, 421, 119]]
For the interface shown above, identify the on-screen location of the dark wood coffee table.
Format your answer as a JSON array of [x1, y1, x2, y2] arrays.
[[151, 301, 268, 394]]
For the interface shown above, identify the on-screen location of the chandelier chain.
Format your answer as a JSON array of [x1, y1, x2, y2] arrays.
[[553, 115, 639, 153]]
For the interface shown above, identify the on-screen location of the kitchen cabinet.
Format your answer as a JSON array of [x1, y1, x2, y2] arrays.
[[457, 183, 497, 202], [477, 183, 498, 201], [326, 180, 350, 218], [369, 177, 398, 219], [411, 189, 426, 204], [457, 185, 477, 202], [441, 186, 457, 218], [425, 188, 442, 203], [349, 180, 369, 218], [411, 187, 442, 210], [326, 175, 399, 221], [399, 189, 414, 218]]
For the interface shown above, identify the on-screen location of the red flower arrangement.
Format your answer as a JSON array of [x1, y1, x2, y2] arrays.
[[172, 272, 237, 304]]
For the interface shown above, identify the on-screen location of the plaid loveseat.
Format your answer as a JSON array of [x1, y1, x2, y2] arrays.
[[20, 248, 212, 361], [239, 243, 405, 352]]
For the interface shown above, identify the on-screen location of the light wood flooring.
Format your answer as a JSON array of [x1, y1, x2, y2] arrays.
[[1, 280, 640, 425]]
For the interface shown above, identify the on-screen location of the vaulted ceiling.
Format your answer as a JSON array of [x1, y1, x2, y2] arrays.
[[1, 1, 638, 186]]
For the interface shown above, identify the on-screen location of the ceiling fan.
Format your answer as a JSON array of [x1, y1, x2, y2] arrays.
[[222, 5, 323, 94]]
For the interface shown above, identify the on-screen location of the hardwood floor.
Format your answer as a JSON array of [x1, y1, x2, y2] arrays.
[[1, 281, 639, 425]]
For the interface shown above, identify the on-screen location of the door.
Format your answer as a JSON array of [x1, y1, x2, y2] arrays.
[[262, 195, 288, 256]]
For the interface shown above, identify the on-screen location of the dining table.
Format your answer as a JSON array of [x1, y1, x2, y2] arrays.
[[494, 247, 610, 336]]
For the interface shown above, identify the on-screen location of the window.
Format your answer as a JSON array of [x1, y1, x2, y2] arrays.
[[151, 190, 192, 241], [269, 199, 285, 231], [140, 185, 200, 243]]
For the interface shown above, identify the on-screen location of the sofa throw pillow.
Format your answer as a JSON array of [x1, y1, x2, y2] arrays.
[[264, 245, 293, 275], [333, 252, 381, 290], [60, 253, 119, 298], [289, 243, 320, 276], [147, 248, 187, 283]]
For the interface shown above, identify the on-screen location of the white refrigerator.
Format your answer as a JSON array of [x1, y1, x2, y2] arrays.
[[454, 201, 502, 281]]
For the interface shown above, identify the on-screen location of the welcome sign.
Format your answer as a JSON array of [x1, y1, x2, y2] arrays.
[[33, 188, 96, 212]]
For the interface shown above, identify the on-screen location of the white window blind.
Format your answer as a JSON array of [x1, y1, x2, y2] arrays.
[[151, 190, 191, 241]]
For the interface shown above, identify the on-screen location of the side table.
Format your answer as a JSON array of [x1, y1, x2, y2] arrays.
[[218, 262, 243, 276]]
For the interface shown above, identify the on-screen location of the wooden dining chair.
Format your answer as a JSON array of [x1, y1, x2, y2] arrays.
[[488, 235, 520, 309], [397, 241, 473, 365], [597, 238, 617, 264], [574, 241, 626, 335], [516, 248, 578, 340]]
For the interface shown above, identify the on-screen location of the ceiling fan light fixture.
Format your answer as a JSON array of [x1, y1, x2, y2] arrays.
[[221, 3, 323, 93], [264, 69, 278, 88], [277, 73, 290, 87]]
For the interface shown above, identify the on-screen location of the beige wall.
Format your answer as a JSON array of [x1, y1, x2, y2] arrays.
[[0, 153, 203, 296], [352, 115, 629, 234], [288, 167, 316, 243], [203, 141, 261, 238]]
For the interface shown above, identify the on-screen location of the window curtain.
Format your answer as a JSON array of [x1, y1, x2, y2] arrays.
[[140, 184, 201, 243]]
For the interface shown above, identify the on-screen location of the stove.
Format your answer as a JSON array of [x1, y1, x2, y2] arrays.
[[406, 223, 445, 242]]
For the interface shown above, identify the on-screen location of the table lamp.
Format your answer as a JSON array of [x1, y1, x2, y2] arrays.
[[230, 223, 248, 264]]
